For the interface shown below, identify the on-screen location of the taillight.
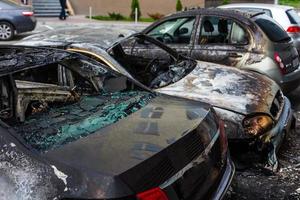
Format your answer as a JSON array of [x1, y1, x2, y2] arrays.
[[274, 52, 286, 74], [287, 26, 300, 33], [219, 120, 228, 158], [137, 187, 169, 200], [22, 11, 34, 16]]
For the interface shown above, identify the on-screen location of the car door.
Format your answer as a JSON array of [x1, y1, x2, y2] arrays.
[[139, 15, 199, 57], [192, 15, 251, 67]]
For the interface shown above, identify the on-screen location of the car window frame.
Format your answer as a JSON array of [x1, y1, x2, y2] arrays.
[[231, 7, 273, 18], [286, 9, 300, 24], [144, 14, 200, 46], [197, 14, 251, 47]]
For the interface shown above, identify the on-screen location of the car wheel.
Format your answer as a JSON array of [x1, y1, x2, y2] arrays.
[[0, 22, 14, 41]]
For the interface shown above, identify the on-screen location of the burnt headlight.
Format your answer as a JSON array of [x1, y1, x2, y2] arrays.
[[243, 115, 273, 137]]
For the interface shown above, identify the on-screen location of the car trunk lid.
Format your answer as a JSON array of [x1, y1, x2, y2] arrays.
[[273, 41, 300, 74], [42, 95, 218, 192]]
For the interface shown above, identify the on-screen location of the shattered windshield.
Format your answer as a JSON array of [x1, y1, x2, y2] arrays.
[[108, 35, 197, 89], [14, 91, 153, 152], [0, 47, 155, 152]]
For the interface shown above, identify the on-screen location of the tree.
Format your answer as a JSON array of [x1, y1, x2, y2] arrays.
[[130, 0, 141, 20], [176, 0, 183, 11]]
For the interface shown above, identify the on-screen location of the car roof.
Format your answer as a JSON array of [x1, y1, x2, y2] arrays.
[[0, 46, 75, 77], [219, 3, 294, 11], [20, 27, 136, 50], [169, 8, 262, 19]]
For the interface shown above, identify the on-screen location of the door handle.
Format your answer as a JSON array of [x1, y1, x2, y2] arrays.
[[228, 53, 243, 58]]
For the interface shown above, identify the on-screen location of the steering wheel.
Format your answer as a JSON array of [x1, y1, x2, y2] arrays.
[[144, 58, 160, 75], [162, 33, 174, 43]]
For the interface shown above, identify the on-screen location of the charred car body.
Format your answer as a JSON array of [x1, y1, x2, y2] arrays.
[[18, 30, 295, 170], [142, 8, 300, 93], [0, 46, 234, 199]]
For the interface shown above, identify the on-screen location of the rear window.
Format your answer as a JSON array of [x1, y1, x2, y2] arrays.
[[234, 7, 272, 17], [254, 14, 291, 43], [0, 0, 19, 8], [286, 9, 300, 24]]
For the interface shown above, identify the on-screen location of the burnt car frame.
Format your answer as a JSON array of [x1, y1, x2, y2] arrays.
[[18, 29, 295, 171], [141, 8, 300, 93], [0, 45, 234, 199]]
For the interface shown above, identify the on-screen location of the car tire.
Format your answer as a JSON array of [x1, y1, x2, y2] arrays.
[[0, 22, 15, 41]]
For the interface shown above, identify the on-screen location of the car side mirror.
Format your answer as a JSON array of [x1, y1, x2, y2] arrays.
[[178, 28, 188, 35], [137, 38, 151, 45], [137, 38, 146, 44]]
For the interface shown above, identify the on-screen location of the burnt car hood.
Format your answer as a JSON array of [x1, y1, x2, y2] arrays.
[[43, 95, 211, 175], [156, 61, 279, 116]]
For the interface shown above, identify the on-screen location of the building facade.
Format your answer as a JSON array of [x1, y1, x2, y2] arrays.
[[14, 0, 281, 17], [69, 0, 205, 17]]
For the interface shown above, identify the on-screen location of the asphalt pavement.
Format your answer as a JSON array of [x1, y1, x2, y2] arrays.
[[0, 15, 149, 45]]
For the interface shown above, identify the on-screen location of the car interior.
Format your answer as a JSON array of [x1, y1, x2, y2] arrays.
[[0, 54, 152, 152], [0, 76, 14, 120], [109, 36, 197, 89], [147, 17, 196, 44], [199, 16, 248, 45]]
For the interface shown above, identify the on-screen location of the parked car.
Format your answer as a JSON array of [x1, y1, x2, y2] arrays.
[[0, 45, 234, 199], [18, 30, 295, 171], [0, 0, 36, 40], [139, 8, 300, 93], [219, 4, 300, 55]]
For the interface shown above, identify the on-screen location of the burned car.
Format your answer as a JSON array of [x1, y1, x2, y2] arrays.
[[18, 30, 295, 171], [141, 8, 300, 93], [0, 46, 234, 199]]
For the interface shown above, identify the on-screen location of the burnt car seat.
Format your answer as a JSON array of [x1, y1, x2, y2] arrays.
[[217, 19, 229, 43], [199, 20, 214, 44]]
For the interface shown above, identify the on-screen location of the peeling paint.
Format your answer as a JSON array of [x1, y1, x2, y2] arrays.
[[51, 165, 68, 192], [156, 61, 278, 115], [0, 142, 57, 200]]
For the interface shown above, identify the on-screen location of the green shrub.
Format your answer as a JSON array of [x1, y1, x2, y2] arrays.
[[108, 12, 125, 20], [279, 0, 300, 7], [176, 0, 183, 11], [130, 0, 141, 20], [222, 0, 230, 5]]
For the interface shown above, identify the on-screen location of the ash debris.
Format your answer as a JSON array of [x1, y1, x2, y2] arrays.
[[226, 112, 300, 200]]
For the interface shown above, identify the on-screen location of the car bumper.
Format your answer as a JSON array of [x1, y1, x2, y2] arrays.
[[15, 16, 37, 34], [161, 150, 235, 200], [259, 96, 294, 169], [263, 97, 294, 149], [211, 154, 235, 200], [280, 66, 300, 93]]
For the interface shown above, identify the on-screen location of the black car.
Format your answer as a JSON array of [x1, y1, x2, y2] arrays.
[[0, 0, 36, 40], [0, 46, 234, 199]]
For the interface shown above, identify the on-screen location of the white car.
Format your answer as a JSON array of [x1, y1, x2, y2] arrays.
[[219, 3, 300, 55]]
